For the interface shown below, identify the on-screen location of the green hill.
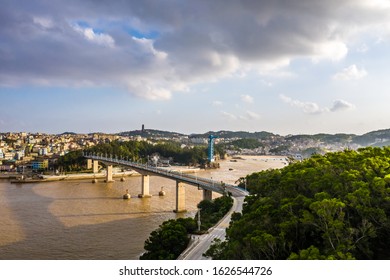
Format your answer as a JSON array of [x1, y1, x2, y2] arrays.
[[206, 147, 390, 260]]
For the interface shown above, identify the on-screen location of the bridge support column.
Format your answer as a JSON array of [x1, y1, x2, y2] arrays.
[[105, 165, 114, 182], [138, 175, 152, 198], [174, 181, 186, 213], [87, 159, 92, 170], [203, 189, 212, 201], [93, 160, 99, 173]]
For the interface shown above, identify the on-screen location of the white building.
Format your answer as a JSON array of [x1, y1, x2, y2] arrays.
[[16, 151, 25, 160], [39, 148, 48, 156], [190, 138, 208, 144]]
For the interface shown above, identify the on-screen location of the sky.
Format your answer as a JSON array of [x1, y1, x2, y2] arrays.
[[1, 0, 390, 136]]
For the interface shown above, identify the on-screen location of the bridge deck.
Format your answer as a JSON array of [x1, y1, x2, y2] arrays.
[[85, 155, 244, 196]]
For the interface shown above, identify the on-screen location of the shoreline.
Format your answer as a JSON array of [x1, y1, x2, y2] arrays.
[[4, 155, 288, 184], [7, 166, 201, 184]]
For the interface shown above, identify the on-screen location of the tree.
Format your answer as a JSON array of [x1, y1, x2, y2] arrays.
[[140, 218, 196, 260], [206, 147, 390, 260]]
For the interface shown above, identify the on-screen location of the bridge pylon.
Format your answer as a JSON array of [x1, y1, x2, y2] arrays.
[[174, 181, 186, 213], [138, 174, 152, 198]]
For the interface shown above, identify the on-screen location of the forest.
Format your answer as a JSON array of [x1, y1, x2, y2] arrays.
[[206, 147, 390, 260]]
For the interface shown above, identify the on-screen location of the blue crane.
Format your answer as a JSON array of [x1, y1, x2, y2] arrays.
[[208, 135, 218, 162]]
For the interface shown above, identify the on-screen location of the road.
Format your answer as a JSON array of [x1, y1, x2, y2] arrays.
[[178, 186, 247, 260]]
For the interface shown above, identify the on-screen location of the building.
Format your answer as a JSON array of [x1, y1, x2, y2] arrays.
[[16, 151, 25, 160], [190, 137, 208, 144], [31, 159, 49, 171]]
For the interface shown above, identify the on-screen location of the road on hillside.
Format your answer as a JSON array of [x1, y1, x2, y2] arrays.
[[178, 186, 247, 260]]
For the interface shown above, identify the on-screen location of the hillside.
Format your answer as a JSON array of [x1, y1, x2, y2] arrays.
[[189, 130, 277, 140], [118, 129, 186, 139], [113, 128, 390, 153], [206, 147, 390, 260]]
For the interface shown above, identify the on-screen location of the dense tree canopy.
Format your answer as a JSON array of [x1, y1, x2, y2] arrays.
[[206, 147, 390, 260], [196, 195, 233, 231], [140, 218, 197, 260]]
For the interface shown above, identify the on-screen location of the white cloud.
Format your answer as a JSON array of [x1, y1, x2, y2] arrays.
[[279, 94, 326, 114], [330, 100, 356, 112], [127, 80, 172, 100], [221, 111, 237, 120], [280, 94, 356, 114], [33, 17, 54, 29], [241, 94, 254, 104], [333, 65, 367, 81], [73, 24, 115, 48], [312, 41, 348, 63], [245, 110, 261, 120], [132, 37, 168, 60], [212, 100, 223, 107]]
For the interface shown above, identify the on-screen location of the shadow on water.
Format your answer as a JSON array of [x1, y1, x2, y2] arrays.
[[57, 210, 175, 218], [0, 180, 189, 260]]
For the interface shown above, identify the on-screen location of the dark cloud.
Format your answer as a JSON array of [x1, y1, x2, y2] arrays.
[[1, 0, 389, 99]]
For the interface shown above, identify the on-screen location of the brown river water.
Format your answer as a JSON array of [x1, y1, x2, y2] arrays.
[[0, 156, 286, 259]]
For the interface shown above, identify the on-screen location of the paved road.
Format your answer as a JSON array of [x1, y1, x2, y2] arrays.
[[178, 186, 247, 260]]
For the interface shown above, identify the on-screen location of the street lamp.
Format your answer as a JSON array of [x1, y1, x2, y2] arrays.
[[197, 208, 201, 232]]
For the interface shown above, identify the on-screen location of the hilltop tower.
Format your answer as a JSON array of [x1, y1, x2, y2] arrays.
[[208, 135, 218, 162]]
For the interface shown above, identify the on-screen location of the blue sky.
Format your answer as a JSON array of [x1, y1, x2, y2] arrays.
[[1, 0, 390, 135]]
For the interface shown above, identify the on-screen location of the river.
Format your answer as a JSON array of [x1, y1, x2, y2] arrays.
[[0, 156, 287, 259]]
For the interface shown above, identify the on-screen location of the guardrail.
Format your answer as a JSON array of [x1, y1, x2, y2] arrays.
[[84, 154, 232, 194]]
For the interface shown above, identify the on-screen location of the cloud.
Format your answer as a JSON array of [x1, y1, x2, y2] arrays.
[[241, 94, 254, 104], [279, 94, 326, 114], [245, 110, 261, 120], [33, 16, 54, 29], [333, 65, 367, 80], [221, 110, 261, 122], [330, 99, 356, 112], [127, 81, 172, 100], [73, 24, 115, 48], [1, 0, 389, 99], [212, 100, 223, 107], [221, 111, 237, 120], [280, 94, 355, 114]]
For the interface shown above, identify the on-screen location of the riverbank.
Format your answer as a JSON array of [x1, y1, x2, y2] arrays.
[[8, 166, 201, 184], [0, 173, 20, 179]]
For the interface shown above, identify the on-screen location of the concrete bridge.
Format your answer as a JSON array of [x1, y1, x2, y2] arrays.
[[84, 154, 243, 212]]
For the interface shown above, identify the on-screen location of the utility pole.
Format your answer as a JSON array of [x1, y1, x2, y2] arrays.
[[197, 208, 201, 232]]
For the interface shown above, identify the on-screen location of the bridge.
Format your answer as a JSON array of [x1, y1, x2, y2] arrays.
[[84, 154, 246, 212]]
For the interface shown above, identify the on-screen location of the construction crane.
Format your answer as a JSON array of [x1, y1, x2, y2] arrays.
[[208, 135, 218, 162]]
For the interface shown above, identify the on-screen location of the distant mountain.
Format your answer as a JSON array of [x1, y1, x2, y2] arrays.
[[118, 129, 187, 138], [353, 128, 390, 146], [286, 133, 356, 144], [116, 128, 390, 148], [59, 132, 77, 135], [189, 130, 277, 140]]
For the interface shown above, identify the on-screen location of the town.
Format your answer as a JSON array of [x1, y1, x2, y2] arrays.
[[1, 128, 390, 175]]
